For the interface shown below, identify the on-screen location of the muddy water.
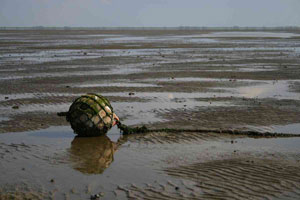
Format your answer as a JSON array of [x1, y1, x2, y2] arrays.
[[1, 29, 300, 199], [1, 126, 300, 199]]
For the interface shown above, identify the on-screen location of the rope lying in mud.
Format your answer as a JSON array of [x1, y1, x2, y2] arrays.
[[116, 121, 300, 138], [57, 112, 300, 138]]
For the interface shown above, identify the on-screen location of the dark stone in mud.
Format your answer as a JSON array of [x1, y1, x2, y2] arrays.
[[5, 97, 8, 99], [129, 92, 135, 96], [175, 186, 179, 190], [90, 194, 100, 200], [66, 85, 70, 88], [12, 105, 19, 109], [50, 179, 54, 183]]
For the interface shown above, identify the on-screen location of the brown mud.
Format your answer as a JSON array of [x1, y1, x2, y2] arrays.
[[0, 29, 300, 199]]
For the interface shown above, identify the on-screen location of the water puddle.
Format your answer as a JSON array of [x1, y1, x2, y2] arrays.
[[0, 93, 76, 101], [236, 80, 300, 100], [104, 36, 148, 42], [0, 48, 180, 66], [0, 103, 70, 114], [0, 93, 40, 100], [143, 77, 263, 83], [198, 31, 300, 38], [79, 34, 122, 38], [73, 82, 160, 88], [0, 66, 144, 80], [141, 78, 300, 100], [0, 117, 10, 122], [105, 92, 234, 125], [270, 123, 300, 135]]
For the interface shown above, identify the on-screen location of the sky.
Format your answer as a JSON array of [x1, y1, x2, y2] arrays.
[[0, 0, 300, 27]]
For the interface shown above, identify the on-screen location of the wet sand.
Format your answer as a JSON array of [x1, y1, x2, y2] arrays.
[[0, 29, 300, 199]]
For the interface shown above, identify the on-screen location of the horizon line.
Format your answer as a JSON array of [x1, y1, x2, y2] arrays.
[[1, 26, 300, 31]]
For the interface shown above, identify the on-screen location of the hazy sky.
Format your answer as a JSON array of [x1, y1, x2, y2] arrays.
[[1, 0, 300, 27]]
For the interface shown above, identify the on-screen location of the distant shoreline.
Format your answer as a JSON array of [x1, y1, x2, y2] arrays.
[[1, 26, 300, 31]]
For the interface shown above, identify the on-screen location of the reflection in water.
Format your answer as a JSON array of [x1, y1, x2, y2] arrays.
[[68, 135, 120, 174]]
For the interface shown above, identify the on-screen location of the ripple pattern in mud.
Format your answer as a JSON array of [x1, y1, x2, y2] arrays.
[[119, 158, 300, 199], [163, 158, 300, 200]]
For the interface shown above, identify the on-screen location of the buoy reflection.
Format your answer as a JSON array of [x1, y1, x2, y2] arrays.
[[68, 135, 118, 174]]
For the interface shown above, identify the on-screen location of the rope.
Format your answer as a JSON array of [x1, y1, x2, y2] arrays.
[[116, 121, 300, 138], [58, 112, 300, 138]]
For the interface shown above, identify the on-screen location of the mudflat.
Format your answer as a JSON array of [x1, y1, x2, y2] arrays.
[[0, 29, 300, 199]]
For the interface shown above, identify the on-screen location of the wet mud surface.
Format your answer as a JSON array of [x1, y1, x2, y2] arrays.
[[1, 29, 300, 199]]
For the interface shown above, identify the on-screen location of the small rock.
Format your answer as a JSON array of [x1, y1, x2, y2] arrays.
[[175, 186, 179, 191], [50, 179, 55, 183], [22, 168, 25, 171], [128, 92, 135, 96], [5, 97, 9, 99], [12, 105, 19, 109], [84, 52, 87, 55], [90, 194, 100, 200], [66, 85, 70, 88], [231, 140, 234, 144]]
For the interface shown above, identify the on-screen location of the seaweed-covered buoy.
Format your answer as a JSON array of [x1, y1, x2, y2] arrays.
[[61, 93, 119, 137]]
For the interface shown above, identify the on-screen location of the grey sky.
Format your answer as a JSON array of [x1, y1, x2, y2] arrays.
[[0, 0, 300, 27]]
